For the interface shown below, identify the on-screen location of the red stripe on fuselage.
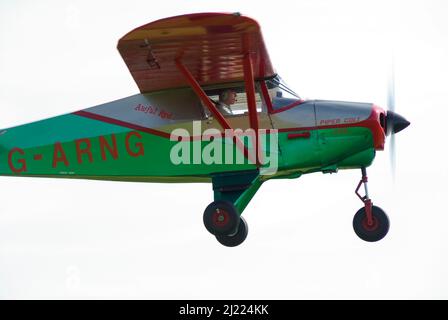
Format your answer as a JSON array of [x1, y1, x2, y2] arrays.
[[270, 100, 305, 114], [74, 110, 267, 142], [73, 110, 172, 139]]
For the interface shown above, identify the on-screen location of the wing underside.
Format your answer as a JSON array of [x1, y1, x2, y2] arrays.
[[117, 12, 275, 93]]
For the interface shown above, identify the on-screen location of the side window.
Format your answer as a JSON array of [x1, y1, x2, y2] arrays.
[[204, 88, 263, 118]]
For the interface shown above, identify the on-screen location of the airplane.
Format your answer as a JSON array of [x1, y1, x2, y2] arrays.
[[0, 12, 409, 247]]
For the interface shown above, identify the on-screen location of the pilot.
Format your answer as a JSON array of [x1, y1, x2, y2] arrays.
[[217, 89, 237, 116]]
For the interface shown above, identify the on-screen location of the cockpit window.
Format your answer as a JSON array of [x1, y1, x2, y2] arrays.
[[265, 75, 301, 111], [204, 85, 263, 118]]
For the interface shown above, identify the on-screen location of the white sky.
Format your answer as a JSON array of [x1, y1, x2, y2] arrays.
[[0, 0, 447, 299]]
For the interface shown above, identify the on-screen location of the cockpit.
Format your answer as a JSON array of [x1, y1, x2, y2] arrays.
[[202, 75, 302, 118], [137, 75, 303, 126]]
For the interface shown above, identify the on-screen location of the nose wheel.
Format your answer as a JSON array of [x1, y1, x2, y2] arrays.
[[353, 205, 389, 242], [353, 168, 390, 242]]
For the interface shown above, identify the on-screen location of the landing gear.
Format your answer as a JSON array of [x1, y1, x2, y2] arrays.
[[203, 200, 248, 247], [353, 205, 389, 242], [216, 217, 249, 247], [203, 200, 240, 236], [353, 168, 390, 242]]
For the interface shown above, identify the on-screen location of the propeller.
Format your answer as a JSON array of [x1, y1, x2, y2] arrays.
[[387, 62, 396, 175], [385, 59, 410, 177]]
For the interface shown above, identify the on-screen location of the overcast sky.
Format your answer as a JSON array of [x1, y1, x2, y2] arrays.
[[0, 0, 447, 299]]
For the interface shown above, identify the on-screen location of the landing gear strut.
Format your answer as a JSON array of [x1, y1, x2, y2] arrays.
[[353, 167, 390, 242]]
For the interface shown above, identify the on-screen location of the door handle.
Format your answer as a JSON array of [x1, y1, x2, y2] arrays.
[[287, 132, 311, 139]]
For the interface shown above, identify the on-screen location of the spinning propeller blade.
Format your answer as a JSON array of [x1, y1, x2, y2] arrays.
[[385, 58, 410, 178], [388, 61, 396, 176]]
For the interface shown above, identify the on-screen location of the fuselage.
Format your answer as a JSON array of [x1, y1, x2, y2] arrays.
[[0, 83, 386, 183]]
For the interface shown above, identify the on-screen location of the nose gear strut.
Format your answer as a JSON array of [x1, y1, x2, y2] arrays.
[[355, 167, 373, 226], [352, 167, 390, 242]]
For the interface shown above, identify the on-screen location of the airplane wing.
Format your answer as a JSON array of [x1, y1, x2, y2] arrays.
[[117, 12, 275, 93]]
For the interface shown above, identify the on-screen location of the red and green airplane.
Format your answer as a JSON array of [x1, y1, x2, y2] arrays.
[[0, 13, 409, 247]]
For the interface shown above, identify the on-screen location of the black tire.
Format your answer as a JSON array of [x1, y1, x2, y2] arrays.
[[203, 200, 239, 236], [216, 217, 248, 247], [353, 205, 390, 242]]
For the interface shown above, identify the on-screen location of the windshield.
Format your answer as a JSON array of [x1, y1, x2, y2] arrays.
[[265, 75, 301, 111]]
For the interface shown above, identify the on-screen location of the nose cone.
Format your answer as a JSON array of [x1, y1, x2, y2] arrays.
[[386, 111, 410, 135]]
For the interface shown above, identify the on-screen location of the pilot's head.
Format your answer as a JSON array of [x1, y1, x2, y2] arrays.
[[219, 89, 237, 105]]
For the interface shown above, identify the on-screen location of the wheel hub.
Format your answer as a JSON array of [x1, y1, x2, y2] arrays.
[[212, 209, 229, 227], [362, 216, 379, 231]]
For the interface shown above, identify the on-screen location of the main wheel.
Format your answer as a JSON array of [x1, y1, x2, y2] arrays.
[[203, 200, 239, 236], [216, 217, 248, 247], [353, 205, 390, 242]]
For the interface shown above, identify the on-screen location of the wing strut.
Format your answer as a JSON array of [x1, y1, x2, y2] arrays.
[[243, 53, 260, 166], [175, 58, 232, 131], [175, 57, 259, 166]]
